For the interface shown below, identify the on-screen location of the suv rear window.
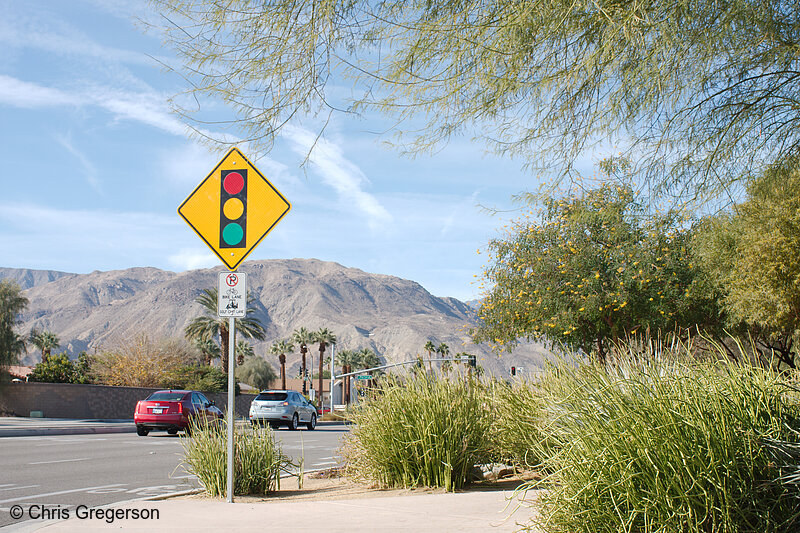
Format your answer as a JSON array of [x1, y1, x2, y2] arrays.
[[255, 392, 288, 401], [146, 392, 186, 401]]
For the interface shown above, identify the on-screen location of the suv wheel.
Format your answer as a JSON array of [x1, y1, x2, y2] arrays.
[[136, 426, 149, 437], [289, 413, 299, 431]]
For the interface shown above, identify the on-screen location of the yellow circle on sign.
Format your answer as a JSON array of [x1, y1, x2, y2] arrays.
[[223, 198, 244, 220]]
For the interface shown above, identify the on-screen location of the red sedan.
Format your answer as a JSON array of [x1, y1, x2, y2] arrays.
[[134, 390, 223, 436]]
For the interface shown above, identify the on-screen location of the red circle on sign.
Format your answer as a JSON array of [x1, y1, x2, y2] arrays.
[[223, 172, 244, 195], [226, 274, 238, 286]]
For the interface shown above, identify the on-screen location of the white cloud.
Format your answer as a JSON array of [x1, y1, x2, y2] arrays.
[[0, 75, 194, 138], [54, 133, 102, 193], [0, 75, 82, 108], [281, 125, 393, 230], [93, 87, 189, 136], [0, 7, 168, 68], [167, 248, 218, 271]]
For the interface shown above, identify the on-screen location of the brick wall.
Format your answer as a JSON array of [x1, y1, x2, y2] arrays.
[[0, 382, 251, 419]]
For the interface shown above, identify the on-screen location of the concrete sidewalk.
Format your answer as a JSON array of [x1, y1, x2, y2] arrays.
[[7, 488, 539, 532], [0, 417, 135, 438]]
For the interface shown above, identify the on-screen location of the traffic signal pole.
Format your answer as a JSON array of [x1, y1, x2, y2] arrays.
[[227, 316, 235, 503]]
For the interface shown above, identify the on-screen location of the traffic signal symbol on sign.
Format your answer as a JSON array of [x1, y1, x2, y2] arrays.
[[178, 147, 291, 271], [220, 169, 247, 248]]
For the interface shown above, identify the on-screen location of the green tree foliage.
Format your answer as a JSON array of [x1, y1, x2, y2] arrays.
[[312, 328, 336, 402], [235, 355, 278, 391], [335, 349, 361, 405], [693, 158, 800, 368], [235, 340, 254, 365], [291, 327, 314, 394], [184, 288, 266, 373], [175, 365, 231, 393], [28, 352, 93, 384], [193, 338, 220, 365], [473, 184, 713, 362], [0, 279, 27, 369], [269, 339, 293, 390], [150, 0, 799, 201], [28, 329, 59, 362]]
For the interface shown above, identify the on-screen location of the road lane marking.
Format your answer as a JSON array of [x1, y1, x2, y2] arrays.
[[28, 457, 91, 465], [0, 484, 126, 504], [312, 461, 338, 466], [0, 485, 39, 492]]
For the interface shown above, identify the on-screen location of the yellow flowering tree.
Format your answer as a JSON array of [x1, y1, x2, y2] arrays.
[[473, 184, 711, 363]]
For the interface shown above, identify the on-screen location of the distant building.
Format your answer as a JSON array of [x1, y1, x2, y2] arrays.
[[7, 366, 33, 381]]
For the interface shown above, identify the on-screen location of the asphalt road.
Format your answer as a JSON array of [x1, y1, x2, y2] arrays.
[[0, 423, 349, 530]]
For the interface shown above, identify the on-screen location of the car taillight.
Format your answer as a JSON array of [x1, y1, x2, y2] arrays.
[[178, 402, 184, 414], [135, 401, 141, 414], [282, 401, 289, 406]]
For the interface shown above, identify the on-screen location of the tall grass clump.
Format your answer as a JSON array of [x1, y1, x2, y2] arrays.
[[180, 415, 294, 497], [523, 354, 800, 532], [342, 373, 492, 491], [489, 379, 551, 468]]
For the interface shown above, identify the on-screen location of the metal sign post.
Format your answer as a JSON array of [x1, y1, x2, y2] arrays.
[[217, 271, 245, 503], [227, 316, 235, 503], [178, 147, 291, 505]]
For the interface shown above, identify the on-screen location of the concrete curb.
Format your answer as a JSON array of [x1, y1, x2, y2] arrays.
[[0, 426, 136, 438]]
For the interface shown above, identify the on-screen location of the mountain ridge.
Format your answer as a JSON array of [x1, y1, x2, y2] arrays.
[[2, 259, 547, 377]]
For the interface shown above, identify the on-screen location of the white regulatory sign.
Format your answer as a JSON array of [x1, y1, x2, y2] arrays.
[[218, 272, 247, 318]]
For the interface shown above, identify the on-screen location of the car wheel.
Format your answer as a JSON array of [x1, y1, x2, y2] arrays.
[[306, 413, 317, 431], [184, 424, 192, 437], [289, 413, 299, 431], [269, 422, 280, 429], [167, 428, 178, 435], [136, 426, 149, 437]]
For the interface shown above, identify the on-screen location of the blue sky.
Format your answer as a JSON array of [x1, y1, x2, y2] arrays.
[[0, 0, 597, 301]]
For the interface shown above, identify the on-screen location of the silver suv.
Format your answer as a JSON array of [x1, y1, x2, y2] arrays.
[[249, 390, 317, 430]]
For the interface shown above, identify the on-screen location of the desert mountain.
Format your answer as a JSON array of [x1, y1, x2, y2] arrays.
[[4, 259, 547, 377]]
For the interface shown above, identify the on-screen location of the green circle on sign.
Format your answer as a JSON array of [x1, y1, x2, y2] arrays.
[[222, 223, 244, 246]]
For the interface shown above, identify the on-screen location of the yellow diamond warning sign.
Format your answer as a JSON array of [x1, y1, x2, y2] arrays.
[[178, 147, 291, 271]]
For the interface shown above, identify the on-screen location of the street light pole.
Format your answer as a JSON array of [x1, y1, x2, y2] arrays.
[[329, 344, 335, 415]]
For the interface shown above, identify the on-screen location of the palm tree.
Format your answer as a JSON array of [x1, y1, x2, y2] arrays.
[[312, 328, 337, 406], [235, 340, 254, 364], [184, 288, 266, 373], [424, 340, 436, 371], [269, 339, 294, 389], [29, 328, 60, 362], [291, 327, 315, 394], [357, 348, 381, 372], [335, 349, 360, 405], [436, 342, 450, 374], [193, 338, 220, 365]]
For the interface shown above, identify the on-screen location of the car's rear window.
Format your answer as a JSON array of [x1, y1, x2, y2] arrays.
[[255, 392, 288, 401], [146, 392, 186, 401]]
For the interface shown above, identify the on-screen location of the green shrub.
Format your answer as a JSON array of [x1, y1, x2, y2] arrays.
[[342, 374, 492, 491], [28, 352, 93, 383], [521, 356, 800, 532], [180, 416, 293, 496]]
